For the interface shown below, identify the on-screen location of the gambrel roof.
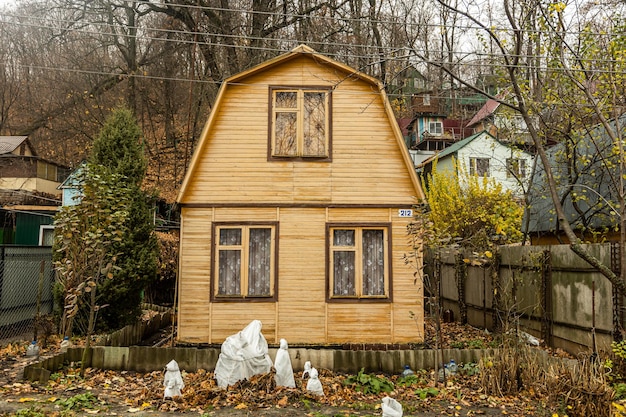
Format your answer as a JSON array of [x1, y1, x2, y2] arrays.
[[177, 44, 424, 203]]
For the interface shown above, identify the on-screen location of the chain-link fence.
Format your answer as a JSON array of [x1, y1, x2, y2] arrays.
[[0, 246, 55, 344]]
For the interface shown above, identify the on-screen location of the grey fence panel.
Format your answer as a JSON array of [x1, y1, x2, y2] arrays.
[[0, 246, 54, 342], [434, 243, 621, 354]]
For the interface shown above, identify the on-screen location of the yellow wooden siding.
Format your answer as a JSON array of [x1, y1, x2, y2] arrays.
[[210, 304, 277, 343], [273, 208, 327, 342], [177, 207, 212, 342], [176, 51, 424, 345], [177, 205, 423, 345], [326, 304, 393, 343], [179, 55, 419, 206]]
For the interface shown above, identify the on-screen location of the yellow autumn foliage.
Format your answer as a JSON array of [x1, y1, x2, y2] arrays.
[[422, 160, 524, 250]]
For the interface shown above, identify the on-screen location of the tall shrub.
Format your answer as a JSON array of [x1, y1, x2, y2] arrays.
[[88, 108, 158, 331]]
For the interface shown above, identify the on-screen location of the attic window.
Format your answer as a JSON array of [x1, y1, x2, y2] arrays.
[[269, 87, 331, 160]]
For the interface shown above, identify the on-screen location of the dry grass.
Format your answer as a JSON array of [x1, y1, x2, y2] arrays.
[[479, 335, 614, 417]]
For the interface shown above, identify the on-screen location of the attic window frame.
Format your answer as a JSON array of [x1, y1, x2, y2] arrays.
[[268, 86, 332, 161]]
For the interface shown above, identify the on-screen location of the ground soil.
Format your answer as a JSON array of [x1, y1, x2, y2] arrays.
[[0, 323, 566, 416]]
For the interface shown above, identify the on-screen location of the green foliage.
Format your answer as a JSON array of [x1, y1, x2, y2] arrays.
[[58, 107, 158, 332], [613, 383, 626, 400], [89, 108, 146, 183], [459, 362, 481, 376], [419, 160, 524, 252], [55, 392, 99, 410], [344, 368, 394, 395], [10, 408, 47, 417], [612, 340, 626, 360], [414, 387, 439, 399], [396, 374, 422, 387], [54, 164, 131, 336]]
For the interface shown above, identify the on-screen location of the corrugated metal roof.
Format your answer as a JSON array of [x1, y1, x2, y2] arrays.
[[466, 99, 500, 127], [0, 136, 28, 155], [433, 131, 483, 159]]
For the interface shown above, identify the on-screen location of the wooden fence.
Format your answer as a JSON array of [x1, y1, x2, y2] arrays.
[[428, 243, 622, 354]]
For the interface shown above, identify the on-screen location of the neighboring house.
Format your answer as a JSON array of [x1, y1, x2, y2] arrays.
[[466, 98, 533, 147], [0, 136, 69, 245], [405, 92, 474, 167], [419, 131, 534, 197], [58, 163, 85, 206], [176, 45, 425, 345], [387, 66, 428, 99], [0, 136, 69, 197], [525, 115, 626, 244]]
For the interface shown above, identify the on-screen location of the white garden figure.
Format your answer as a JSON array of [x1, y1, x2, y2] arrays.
[[274, 339, 296, 388], [306, 367, 324, 396], [163, 359, 184, 398], [302, 361, 312, 379]]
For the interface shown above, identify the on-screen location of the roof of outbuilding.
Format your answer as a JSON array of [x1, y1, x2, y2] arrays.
[[0, 136, 29, 155]]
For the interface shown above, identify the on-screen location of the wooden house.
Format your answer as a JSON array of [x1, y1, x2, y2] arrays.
[[176, 45, 425, 346], [418, 131, 534, 198], [0, 136, 70, 245]]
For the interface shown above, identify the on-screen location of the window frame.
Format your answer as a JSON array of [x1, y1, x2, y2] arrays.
[[210, 222, 279, 302], [268, 86, 332, 161], [469, 157, 490, 177], [506, 158, 526, 179], [325, 223, 392, 303], [429, 121, 443, 136]]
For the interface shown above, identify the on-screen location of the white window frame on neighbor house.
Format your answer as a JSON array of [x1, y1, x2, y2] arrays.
[[212, 223, 277, 301], [269, 86, 331, 160], [469, 157, 490, 177], [429, 121, 443, 136], [327, 224, 391, 301], [39, 225, 55, 246]]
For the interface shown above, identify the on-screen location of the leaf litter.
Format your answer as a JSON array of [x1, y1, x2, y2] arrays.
[[0, 323, 572, 416]]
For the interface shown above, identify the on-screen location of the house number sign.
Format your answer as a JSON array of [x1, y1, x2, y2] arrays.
[[398, 209, 413, 217]]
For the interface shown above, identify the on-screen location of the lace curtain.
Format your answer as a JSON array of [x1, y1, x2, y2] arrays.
[[247, 228, 271, 296], [362, 229, 385, 295], [217, 227, 271, 296], [218, 229, 242, 295], [333, 229, 384, 297]]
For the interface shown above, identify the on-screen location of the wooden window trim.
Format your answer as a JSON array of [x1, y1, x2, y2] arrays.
[[506, 158, 526, 178], [267, 85, 333, 162], [325, 223, 393, 303], [469, 157, 490, 177], [210, 221, 279, 302]]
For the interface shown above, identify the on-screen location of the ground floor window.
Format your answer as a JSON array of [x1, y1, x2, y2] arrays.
[[327, 224, 390, 300], [213, 223, 277, 299]]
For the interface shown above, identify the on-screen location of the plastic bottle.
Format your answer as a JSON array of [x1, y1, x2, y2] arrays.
[[401, 364, 414, 377], [26, 340, 39, 357], [60, 336, 70, 353], [437, 364, 450, 382], [448, 359, 458, 375]]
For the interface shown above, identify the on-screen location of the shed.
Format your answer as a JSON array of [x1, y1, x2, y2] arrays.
[[176, 45, 425, 346]]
